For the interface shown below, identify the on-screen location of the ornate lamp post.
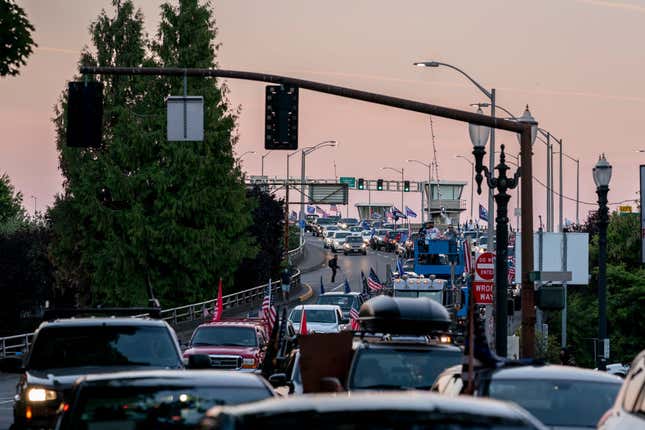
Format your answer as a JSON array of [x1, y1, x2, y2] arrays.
[[470, 105, 536, 357], [593, 154, 612, 370]]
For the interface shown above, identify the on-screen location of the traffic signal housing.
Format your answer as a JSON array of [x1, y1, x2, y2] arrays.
[[265, 85, 299, 150], [358, 178, 365, 190], [67, 81, 104, 148], [377, 179, 384, 191], [403, 180, 410, 192]]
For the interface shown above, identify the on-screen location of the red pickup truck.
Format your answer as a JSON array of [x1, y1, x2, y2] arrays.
[[183, 319, 269, 371]]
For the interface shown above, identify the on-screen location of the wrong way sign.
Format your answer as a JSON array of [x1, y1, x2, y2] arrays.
[[475, 252, 495, 281], [473, 281, 494, 304]]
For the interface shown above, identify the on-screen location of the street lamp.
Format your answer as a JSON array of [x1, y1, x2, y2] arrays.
[[261, 151, 274, 176], [455, 155, 474, 222], [300, 140, 337, 244], [593, 153, 612, 371], [470, 105, 537, 357], [382, 166, 405, 212], [416, 61, 496, 248], [407, 159, 432, 223], [284, 149, 300, 260], [236, 151, 255, 167]]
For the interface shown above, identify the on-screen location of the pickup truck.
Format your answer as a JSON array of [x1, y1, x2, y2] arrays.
[[183, 319, 269, 372]]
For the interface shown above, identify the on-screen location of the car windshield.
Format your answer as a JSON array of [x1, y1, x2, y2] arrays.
[[289, 309, 337, 324], [335, 232, 351, 239], [27, 326, 181, 370], [349, 348, 462, 390], [191, 326, 257, 347], [317, 295, 353, 311], [394, 291, 443, 303], [317, 218, 334, 225], [326, 226, 339, 231], [346, 236, 363, 244], [349, 226, 362, 232], [68, 385, 272, 428], [487, 379, 621, 427], [341, 218, 358, 224]]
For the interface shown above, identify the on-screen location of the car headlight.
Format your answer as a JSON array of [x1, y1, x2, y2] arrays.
[[27, 387, 57, 402], [344, 243, 350, 248], [361, 243, 367, 248], [241, 358, 256, 369]]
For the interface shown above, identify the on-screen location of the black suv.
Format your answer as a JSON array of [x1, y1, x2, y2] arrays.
[[3, 317, 184, 429]]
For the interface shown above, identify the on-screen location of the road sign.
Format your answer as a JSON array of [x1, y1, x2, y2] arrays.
[[339, 176, 356, 188], [529, 271, 572, 282], [475, 252, 495, 281], [473, 281, 493, 304], [619, 205, 632, 213], [308, 184, 349, 204]]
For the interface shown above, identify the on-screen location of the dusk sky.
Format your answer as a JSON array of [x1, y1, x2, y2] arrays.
[[2, 0, 645, 224]]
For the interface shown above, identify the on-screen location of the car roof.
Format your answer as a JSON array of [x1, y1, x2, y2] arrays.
[[292, 304, 342, 311], [38, 317, 169, 329], [356, 341, 461, 351], [204, 391, 542, 425], [197, 321, 263, 329], [321, 292, 361, 297], [77, 370, 271, 389], [490, 365, 623, 384]]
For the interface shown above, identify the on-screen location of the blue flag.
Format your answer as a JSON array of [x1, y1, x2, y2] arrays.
[[306, 205, 316, 214], [405, 206, 417, 218], [344, 278, 351, 294], [479, 204, 488, 222], [320, 276, 325, 295]]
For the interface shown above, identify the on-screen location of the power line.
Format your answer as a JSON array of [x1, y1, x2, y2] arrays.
[[532, 176, 637, 207]]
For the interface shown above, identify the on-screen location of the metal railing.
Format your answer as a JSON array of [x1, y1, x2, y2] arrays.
[[0, 270, 301, 358], [287, 236, 306, 265]]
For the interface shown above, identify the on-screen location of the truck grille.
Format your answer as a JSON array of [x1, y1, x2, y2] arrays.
[[208, 355, 242, 369]]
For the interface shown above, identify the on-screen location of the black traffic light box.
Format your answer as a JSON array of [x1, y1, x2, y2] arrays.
[[404, 180, 410, 192], [377, 179, 384, 191], [265, 85, 299, 150], [358, 178, 365, 190], [67, 81, 104, 148]]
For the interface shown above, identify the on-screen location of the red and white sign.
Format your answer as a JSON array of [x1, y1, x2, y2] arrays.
[[473, 281, 494, 304], [475, 252, 495, 281]]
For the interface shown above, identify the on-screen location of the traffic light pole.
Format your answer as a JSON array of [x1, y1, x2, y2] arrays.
[[80, 66, 535, 355]]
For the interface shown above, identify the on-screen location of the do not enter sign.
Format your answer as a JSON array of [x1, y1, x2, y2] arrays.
[[475, 252, 495, 281]]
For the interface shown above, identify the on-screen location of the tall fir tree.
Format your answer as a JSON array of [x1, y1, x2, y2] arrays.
[[50, 0, 255, 307]]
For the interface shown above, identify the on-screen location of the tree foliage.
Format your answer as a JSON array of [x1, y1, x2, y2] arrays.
[[0, 0, 36, 76], [50, 0, 255, 307], [0, 172, 26, 224]]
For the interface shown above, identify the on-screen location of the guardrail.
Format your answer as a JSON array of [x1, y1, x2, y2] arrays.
[[0, 270, 301, 358], [287, 236, 306, 265]]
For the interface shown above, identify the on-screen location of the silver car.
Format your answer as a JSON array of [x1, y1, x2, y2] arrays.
[[342, 235, 367, 255], [599, 349, 645, 429], [323, 231, 337, 249], [331, 231, 353, 253]]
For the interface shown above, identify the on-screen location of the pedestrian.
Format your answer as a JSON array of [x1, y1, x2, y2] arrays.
[[281, 267, 291, 302], [328, 254, 339, 283]]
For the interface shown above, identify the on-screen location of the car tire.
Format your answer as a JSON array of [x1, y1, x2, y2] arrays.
[[362, 251, 367, 256], [344, 252, 348, 256]]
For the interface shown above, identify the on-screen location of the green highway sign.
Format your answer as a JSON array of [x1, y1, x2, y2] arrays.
[[339, 176, 356, 188]]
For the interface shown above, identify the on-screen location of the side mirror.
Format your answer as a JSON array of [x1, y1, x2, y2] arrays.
[[268, 373, 288, 388], [186, 354, 211, 369], [0, 356, 24, 373], [319, 377, 344, 393]]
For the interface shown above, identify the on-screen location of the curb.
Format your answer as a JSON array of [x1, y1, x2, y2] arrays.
[[298, 283, 313, 302]]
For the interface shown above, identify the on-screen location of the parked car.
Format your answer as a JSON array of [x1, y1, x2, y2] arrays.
[[200, 391, 548, 430], [331, 231, 353, 253], [288, 305, 343, 333], [598, 349, 645, 429], [312, 217, 336, 237], [2, 315, 184, 430], [55, 370, 276, 429], [268, 349, 304, 396], [182, 319, 269, 371], [432, 364, 622, 429], [342, 235, 367, 255], [316, 292, 365, 323]]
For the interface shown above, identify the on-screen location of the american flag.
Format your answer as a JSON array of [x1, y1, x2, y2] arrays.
[[367, 268, 383, 292], [330, 204, 338, 212], [315, 206, 327, 217], [350, 307, 360, 331], [508, 267, 516, 285], [261, 279, 277, 334], [464, 239, 473, 274]]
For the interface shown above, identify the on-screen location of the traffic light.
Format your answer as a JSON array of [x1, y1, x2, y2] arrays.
[[67, 81, 104, 148], [377, 179, 384, 191], [403, 180, 410, 192], [358, 178, 365, 190], [265, 85, 299, 150]]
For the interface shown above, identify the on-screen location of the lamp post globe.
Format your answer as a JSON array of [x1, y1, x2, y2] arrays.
[[468, 106, 490, 149], [516, 105, 538, 146], [593, 154, 612, 187]]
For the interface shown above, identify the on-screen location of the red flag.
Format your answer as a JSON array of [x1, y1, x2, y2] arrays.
[[212, 278, 223, 322], [299, 309, 308, 336]]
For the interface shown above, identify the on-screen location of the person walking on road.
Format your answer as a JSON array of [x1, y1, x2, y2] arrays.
[[329, 255, 339, 283], [281, 268, 291, 302]]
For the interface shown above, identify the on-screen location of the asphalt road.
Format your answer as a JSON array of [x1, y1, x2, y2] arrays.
[[0, 235, 400, 429]]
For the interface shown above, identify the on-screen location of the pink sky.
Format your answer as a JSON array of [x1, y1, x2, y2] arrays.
[[2, 0, 644, 224]]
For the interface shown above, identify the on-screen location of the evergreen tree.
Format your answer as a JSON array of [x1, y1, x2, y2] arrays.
[[0, 0, 36, 76], [0, 172, 26, 225], [50, 0, 255, 307]]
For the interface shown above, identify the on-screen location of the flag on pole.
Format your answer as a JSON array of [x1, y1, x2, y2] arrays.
[[212, 278, 223, 322], [479, 204, 488, 222], [405, 206, 417, 218], [289, 210, 298, 221], [464, 240, 473, 274], [350, 307, 360, 331], [320, 276, 325, 295], [299, 309, 308, 335], [261, 279, 277, 333], [344, 278, 351, 293], [315, 206, 328, 217], [508, 267, 516, 285], [367, 268, 384, 292], [392, 206, 407, 219], [306, 205, 316, 214], [330, 204, 338, 212], [360, 271, 369, 295]]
